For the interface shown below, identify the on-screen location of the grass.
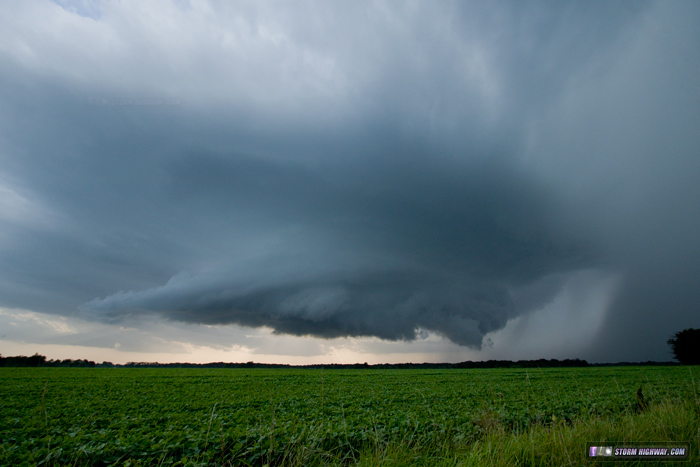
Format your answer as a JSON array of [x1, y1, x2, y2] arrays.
[[1, 366, 697, 466], [312, 398, 699, 467], [192, 380, 696, 466]]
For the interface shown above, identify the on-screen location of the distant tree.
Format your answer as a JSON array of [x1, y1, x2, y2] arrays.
[[667, 328, 700, 365], [28, 353, 47, 367]]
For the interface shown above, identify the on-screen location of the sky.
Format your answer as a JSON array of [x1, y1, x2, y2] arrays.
[[1, 0, 699, 364]]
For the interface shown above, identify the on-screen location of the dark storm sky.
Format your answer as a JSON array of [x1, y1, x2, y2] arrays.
[[1, 0, 699, 362]]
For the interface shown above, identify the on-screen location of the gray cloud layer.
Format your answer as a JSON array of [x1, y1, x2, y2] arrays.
[[1, 0, 699, 360], [83, 152, 592, 346]]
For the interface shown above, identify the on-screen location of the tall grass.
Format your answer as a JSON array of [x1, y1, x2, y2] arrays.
[[281, 396, 699, 467]]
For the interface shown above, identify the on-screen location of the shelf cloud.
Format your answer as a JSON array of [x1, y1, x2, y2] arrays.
[[1, 0, 699, 361]]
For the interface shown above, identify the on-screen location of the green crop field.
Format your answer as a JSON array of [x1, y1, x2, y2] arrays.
[[1, 366, 698, 466]]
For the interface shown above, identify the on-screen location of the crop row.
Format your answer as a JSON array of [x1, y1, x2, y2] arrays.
[[1, 366, 697, 465]]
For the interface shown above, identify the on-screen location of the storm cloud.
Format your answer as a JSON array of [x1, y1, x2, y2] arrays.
[[1, 0, 699, 360]]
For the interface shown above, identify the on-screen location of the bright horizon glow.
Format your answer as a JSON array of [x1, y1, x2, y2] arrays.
[[0, 269, 619, 364]]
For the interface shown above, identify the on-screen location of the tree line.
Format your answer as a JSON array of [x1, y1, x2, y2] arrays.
[[0, 353, 660, 369], [0, 353, 594, 368], [2, 328, 696, 368], [0, 354, 100, 367]]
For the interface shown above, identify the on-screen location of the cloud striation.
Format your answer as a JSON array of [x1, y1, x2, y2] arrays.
[[0, 0, 699, 360]]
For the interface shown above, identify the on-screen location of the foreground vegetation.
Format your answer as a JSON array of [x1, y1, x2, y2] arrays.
[[1, 366, 698, 466]]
